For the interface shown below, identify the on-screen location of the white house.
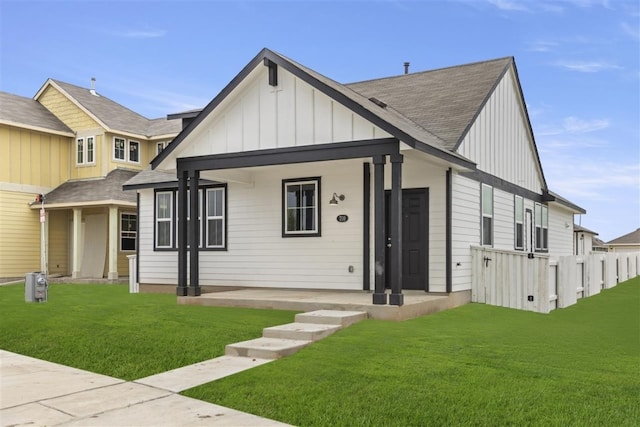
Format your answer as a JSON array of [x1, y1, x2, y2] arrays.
[[124, 48, 584, 305]]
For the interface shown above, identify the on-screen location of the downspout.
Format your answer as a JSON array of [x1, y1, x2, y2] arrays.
[[446, 168, 452, 293]]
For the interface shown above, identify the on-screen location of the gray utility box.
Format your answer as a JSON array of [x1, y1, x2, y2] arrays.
[[25, 272, 48, 303]]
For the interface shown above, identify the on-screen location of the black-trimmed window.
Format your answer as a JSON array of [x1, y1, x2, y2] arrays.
[[121, 213, 137, 251], [481, 184, 493, 246], [155, 191, 173, 248], [283, 177, 320, 237], [514, 195, 524, 250], [535, 203, 548, 251], [154, 185, 227, 251]]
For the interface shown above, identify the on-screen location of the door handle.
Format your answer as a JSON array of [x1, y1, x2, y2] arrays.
[[387, 243, 392, 248]]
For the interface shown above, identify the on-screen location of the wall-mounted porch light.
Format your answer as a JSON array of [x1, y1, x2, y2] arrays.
[[329, 193, 345, 206]]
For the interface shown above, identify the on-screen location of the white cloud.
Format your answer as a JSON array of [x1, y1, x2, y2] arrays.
[[562, 116, 610, 133], [537, 116, 610, 136], [527, 40, 559, 52], [543, 157, 640, 202], [114, 29, 166, 39], [487, 0, 530, 11], [621, 22, 640, 40], [554, 60, 622, 72]]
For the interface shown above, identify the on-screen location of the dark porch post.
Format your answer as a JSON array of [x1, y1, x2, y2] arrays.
[[177, 170, 188, 296], [389, 153, 404, 306], [372, 155, 387, 305], [188, 169, 201, 296]]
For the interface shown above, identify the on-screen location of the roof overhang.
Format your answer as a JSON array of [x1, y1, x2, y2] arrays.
[[0, 119, 75, 137], [29, 199, 136, 210]]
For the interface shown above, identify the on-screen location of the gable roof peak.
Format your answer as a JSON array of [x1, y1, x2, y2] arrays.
[[34, 78, 181, 138]]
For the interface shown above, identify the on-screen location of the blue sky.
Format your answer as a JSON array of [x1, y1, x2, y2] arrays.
[[1, 0, 638, 241]]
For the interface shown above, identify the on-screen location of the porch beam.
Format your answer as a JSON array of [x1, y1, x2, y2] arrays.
[[177, 138, 399, 173], [177, 170, 188, 296], [372, 155, 387, 305], [188, 170, 201, 296], [389, 153, 404, 306]]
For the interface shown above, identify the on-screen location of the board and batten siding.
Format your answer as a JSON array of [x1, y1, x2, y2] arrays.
[[456, 68, 544, 195], [0, 190, 41, 277], [0, 124, 71, 188], [164, 66, 391, 169]]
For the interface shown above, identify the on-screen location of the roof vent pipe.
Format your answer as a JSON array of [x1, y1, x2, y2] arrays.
[[90, 77, 97, 96], [404, 62, 410, 74]]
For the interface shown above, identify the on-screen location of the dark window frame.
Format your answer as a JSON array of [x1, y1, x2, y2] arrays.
[[120, 212, 137, 252], [481, 183, 493, 246], [282, 177, 321, 238], [153, 184, 227, 252], [514, 195, 524, 250]]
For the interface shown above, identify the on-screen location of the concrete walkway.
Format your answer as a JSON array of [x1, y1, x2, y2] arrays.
[[0, 350, 290, 426], [1, 310, 368, 426]]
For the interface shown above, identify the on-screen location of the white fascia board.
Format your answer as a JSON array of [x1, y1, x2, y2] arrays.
[[0, 119, 75, 137], [29, 200, 137, 210]]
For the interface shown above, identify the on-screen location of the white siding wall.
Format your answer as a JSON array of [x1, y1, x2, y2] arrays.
[[493, 188, 513, 249], [164, 66, 391, 170], [456, 69, 544, 194], [450, 173, 479, 292], [140, 160, 365, 289], [548, 204, 574, 259], [139, 154, 450, 291]]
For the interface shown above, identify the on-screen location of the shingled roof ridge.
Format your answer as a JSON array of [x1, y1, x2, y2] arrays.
[[48, 78, 180, 137], [345, 56, 514, 86]]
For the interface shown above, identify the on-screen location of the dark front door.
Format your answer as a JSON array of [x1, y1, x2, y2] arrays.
[[385, 188, 429, 291]]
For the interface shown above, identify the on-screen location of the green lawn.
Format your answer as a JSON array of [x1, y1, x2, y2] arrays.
[[0, 284, 297, 380], [183, 277, 640, 427]]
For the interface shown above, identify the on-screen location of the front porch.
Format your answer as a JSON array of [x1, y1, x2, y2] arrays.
[[177, 288, 471, 321]]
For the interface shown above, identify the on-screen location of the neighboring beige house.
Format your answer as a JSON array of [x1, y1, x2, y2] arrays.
[[574, 224, 598, 256], [607, 228, 640, 253], [0, 80, 181, 279]]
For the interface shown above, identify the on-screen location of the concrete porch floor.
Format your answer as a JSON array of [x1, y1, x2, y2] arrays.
[[178, 289, 471, 321]]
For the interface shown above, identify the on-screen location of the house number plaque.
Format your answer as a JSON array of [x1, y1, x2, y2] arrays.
[[336, 215, 349, 223]]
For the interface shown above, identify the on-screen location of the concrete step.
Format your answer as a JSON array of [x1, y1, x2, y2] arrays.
[[225, 337, 311, 359], [263, 322, 342, 341], [295, 310, 367, 327]]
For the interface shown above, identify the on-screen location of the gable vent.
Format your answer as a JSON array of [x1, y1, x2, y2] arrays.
[[369, 97, 387, 109]]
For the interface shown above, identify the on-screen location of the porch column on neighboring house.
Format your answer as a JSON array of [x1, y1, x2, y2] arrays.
[[188, 169, 201, 296], [107, 206, 118, 280], [389, 153, 404, 306], [72, 208, 82, 278], [177, 170, 188, 296], [372, 155, 387, 305]]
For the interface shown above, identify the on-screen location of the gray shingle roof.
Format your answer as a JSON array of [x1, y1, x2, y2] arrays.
[[0, 91, 73, 134], [123, 168, 179, 189], [607, 228, 640, 245], [50, 80, 181, 138], [346, 57, 512, 149], [43, 169, 138, 205]]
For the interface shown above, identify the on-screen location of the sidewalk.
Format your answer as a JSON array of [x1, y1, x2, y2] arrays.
[[0, 350, 290, 426]]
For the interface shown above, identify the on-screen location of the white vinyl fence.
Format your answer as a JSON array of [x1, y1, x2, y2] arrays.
[[471, 247, 640, 313]]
